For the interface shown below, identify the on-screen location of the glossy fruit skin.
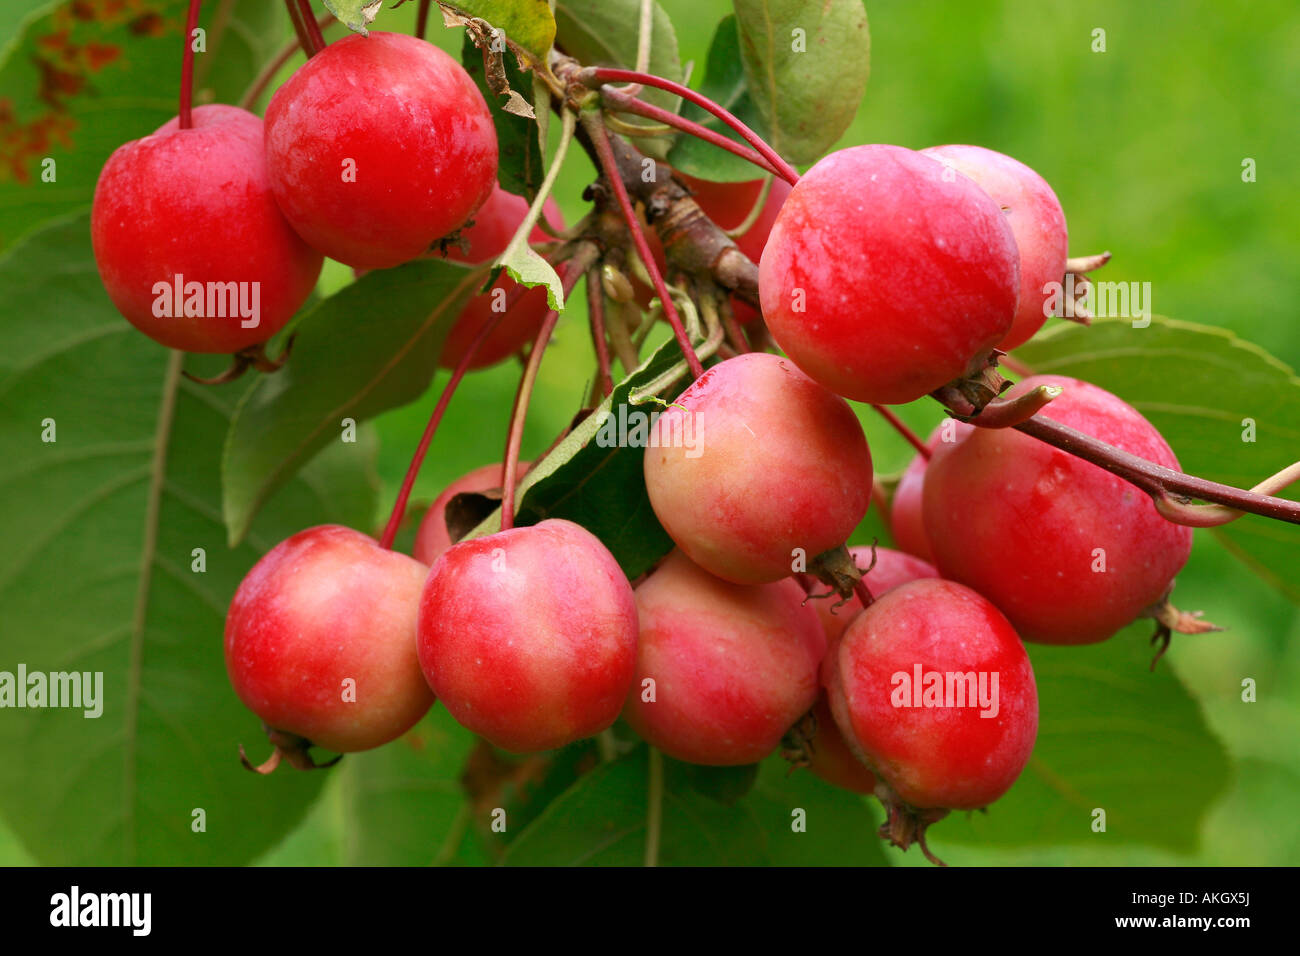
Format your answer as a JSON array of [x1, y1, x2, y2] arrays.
[[758, 144, 1020, 404], [826, 578, 1038, 809], [265, 32, 497, 269], [417, 519, 637, 753], [814, 545, 940, 649], [678, 173, 792, 324], [412, 460, 530, 565], [225, 525, 433, 753], [623, 550, 825, 766], [888, 421, 974, 564], [921, 145, 1068, 351], [90, 105, 322, 353], [804, 695, 878, 795], [923, 375, 1193, 644], [644, 352, 873, 585], [439, 187, 565, 370]]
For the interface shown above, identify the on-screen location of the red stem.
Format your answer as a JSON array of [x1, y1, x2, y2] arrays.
[[498, 258, 594, 530], [285, 0, 324, 57], [583, 67, 800, 186], [378, 282, 532, 550], [871, 405, 930, 459], [416, 0, 432, 39], [178, 0, 202, 129], [585, 117, 706, 379], [588, 268, 615, 398], [600, 87, 780, 178], [853, 578, 875, 609]]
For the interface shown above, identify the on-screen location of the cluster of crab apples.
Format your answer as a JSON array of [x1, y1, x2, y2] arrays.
[[88, 30, 1193, 854]]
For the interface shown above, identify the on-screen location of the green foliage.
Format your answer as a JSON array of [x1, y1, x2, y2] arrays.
[[0, 216, 378, 864]]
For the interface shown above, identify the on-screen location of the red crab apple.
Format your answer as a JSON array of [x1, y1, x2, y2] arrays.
[[678, 173, 792, 323], [826, 578, 1038, 810], [644, 352, 873, 585], [921, 144, 1069, 351], [889, 421, 975, 564], [412, 461, 532, 565], [623, 550, 825, 766], [802, 695, 878, 795], [90, 104, 322, 353], [922, 375, 1193, 644], [264, 31, 497, 269], [758, 144, 1020, 404], [417, 519, 637, 753], [439, 187, 566, 370], [225, 525, 433, 753]]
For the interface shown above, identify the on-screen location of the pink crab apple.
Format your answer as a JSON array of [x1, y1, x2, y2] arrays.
[[90, 104, 322, 353], [923, 375, 1193, 645], [264, 32, 497, 269], [889, 421, 975, 564], [677, 173, 792, 323], [826, 578, 1039, 810], [412, 461, 532, 565], [439, 186, 566, 370], [758, 144, 1020, 404], [416, 519, 637, 753], [623, 550, 825, 766], [921, 144, 1069, 351], [803, 695, 878, 795], [224, 525, 433, 754], [643, 352, 873, 585]]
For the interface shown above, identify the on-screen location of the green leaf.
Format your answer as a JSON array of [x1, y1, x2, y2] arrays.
[[222, 259, 483, 547], [553, 0, 682, 160], [0, 0, 288, 251], [665, 15, 767, 182], [462, 335, 716, 578], [503, 748, 888, 865], [461, 28, 543, 197], [1015, 316, 1300, 603], [733, 0, 870, 165], [336, 708, 480, 865], [427, 0, 558, 63], [674, 758, 759, 805], [322, 0, 383, 35], [934, 627, 1230, 852], [0, 214, 379, 864]]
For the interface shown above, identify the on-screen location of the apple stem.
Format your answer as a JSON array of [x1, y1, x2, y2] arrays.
[[584, 113, 706, 380], [285, 0, 326, 58], [378, 271, 536, 551], [579, 66, 800, 186], [498, 245, 601, 532], [415, 0, 432, 40], [587, 268, 615, 399], [177, 0, 202, 129], [239, 11, 335, 109], [871, 405, 931, 459], [597, 85, 781, 179]]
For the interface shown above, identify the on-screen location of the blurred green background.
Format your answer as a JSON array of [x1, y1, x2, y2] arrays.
[[1, 0, 1296, 865]]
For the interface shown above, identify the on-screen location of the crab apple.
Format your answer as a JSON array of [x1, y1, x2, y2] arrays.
[[90, 104, 322, 354], [678, 173, 792, 323], [643, 352, 873, 585], [923, 375, 1193, 645], [417, 519, 637, 753], [889, 421, 975, 564], [803, 695, 878, 795], [921, 145, 1068, 351], [264, 32, 497, 269], [412, 460, 531, 565], [623, 550, 825, 766], [225, 525, 433, 754], [439, 187, 565, 370], [826, 579, 1038, 810], [758, 144, 1020, 405], [814, 545, 940, 648]]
